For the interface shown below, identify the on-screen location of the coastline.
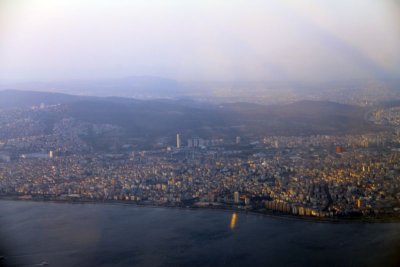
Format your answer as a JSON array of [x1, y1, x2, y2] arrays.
[[1, 196, 399, 224]]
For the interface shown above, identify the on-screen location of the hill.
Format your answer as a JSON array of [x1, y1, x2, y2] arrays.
[[0, 90, 380, 142]]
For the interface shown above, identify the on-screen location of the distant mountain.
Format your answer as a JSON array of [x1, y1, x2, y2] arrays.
[[218, 100, 375, 136], [0, 76, 185, 98], [2, 78, 399, 105], [0, 90, 381, 141], [0, 90, 92, 108]]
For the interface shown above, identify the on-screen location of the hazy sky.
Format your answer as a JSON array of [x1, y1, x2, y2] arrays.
[[0, 0, 399, 82]]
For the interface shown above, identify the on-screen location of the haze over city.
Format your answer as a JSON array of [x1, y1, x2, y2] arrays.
[[1, 0, 399, 83]]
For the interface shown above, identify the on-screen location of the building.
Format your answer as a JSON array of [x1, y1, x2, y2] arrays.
[[176, 134, 181, 148], [356, 199, 361, 209], [234, 191, 240, 204], [236, 136, 241, 144], [187, 137, 204, 148], [274, 140, 279, 148], [336, 145, 344, 154], [0, 153, 10, 162]]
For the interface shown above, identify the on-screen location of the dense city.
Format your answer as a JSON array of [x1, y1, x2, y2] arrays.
[[1, 103, 400, 221]]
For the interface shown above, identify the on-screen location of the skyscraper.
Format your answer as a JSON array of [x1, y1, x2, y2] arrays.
[[176, 134, 181, 148], [234, 191, 240, 204]]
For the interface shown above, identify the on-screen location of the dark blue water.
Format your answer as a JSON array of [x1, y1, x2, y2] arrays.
[[1, 200, 400, 267]]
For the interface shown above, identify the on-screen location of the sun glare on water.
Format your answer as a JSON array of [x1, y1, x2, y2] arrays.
[[230, 212, 237, 230]]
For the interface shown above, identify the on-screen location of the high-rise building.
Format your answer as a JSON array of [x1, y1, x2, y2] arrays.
[[244, 197, 250, 206], [187, 138, 193, 147], [187, 137, 204, 148], [49, 150, 54, 158], [236, 136, 241, 144], [176, 134, 181, 148], [234, 191, 240, 204], [274, 140, 279, 148]]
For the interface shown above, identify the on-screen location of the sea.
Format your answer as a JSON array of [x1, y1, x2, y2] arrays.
[[1, 200, 400, 267]]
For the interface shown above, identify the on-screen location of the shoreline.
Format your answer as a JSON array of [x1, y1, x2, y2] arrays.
[[1, 196, 400, 224]]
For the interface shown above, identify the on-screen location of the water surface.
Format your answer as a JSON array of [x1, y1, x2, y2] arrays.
[[1, 201, 400, 267]]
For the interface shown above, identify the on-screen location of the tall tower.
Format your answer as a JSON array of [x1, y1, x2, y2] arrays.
[[234, 192, 240, 204], [176, 133, 181, 148]]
